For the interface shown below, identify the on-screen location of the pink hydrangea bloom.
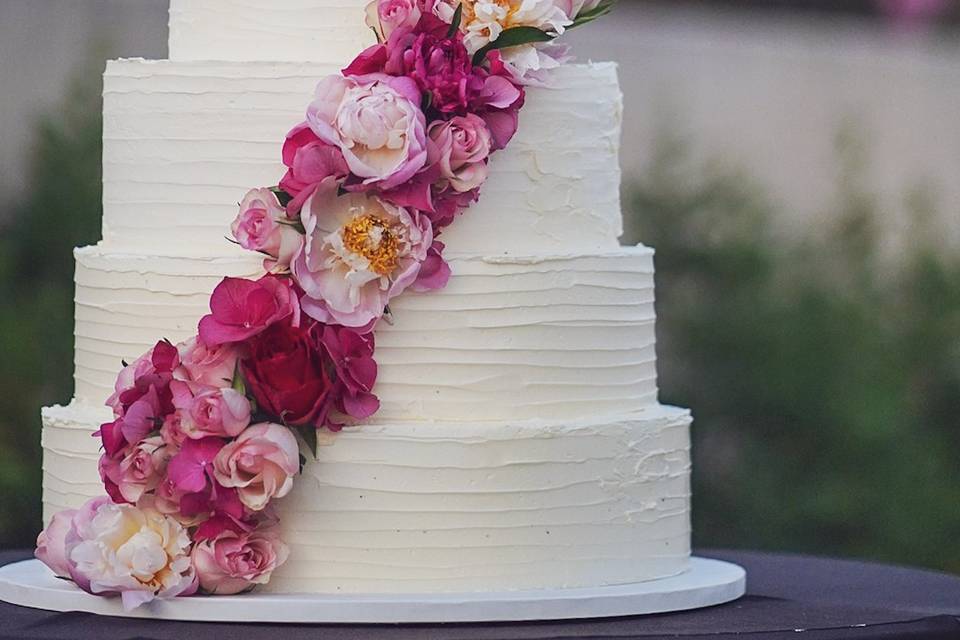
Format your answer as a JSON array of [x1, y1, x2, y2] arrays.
[[321, 325, 380, 420], [279, 123, 349, 214], [198, 275, 301, 346]]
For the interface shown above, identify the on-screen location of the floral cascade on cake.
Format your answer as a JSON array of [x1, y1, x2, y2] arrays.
[[34, 0, 614, 609]]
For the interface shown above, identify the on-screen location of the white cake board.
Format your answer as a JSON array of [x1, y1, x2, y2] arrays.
[[0, 557, 744, 623]]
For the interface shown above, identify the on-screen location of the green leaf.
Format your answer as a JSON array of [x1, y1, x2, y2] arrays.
[[371, 25, 383, 44], [447, 3, 463, 38], [422, 90, 433, 112], [269, 186, 294, 208], [231, 362, 246, 396], [296, 425, 319, 459], [472, 26, 554, 65], [569, 0, 616, 29]]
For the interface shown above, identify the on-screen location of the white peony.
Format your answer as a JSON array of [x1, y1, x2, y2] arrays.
[[66, 498, 196, 610]]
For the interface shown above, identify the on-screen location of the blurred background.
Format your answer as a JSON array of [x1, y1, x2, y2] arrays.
[[0, 0, 958, 572]]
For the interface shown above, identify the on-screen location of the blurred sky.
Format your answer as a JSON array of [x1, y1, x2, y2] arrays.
[[1, 0, 958, 245]]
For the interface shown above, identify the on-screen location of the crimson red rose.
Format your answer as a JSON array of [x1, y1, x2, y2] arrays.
[[241, 320, 333, 426]]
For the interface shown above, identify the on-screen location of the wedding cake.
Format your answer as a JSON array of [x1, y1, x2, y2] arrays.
[[39, 0, 692, 596]]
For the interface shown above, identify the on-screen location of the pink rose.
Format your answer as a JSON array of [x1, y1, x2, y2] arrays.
[[231, 188, 303, 271], [100, 436, 170, 505], [198, 275, 300, 347], [428, 114, 492, 193], [365, 0, 422, 41], [191, 525, 289, 595], [279, 123, 349, 214], [176, 337, 241, 388], [306, 74, 427, 191], [293, 181, 432, 329], [63, 497, 197, 610], [35, 508, 77, 579], [213, 423, 300, 512], [170, 380, 252, 440]]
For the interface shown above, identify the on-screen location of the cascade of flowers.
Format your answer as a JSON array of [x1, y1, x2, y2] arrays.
[[35, 0, 613, 608]]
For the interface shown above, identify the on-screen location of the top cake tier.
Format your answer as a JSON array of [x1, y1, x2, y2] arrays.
[[169, 0, 375, 62]]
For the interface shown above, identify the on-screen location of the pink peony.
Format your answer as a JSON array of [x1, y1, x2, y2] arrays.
[[293, 180, 432, 329], [35, 508, 77, 579], [279, 123, 349, 213], [176, 337, 241, 388], [213, 423, 300, 512], [321, 325, 380, 420], [198, 275, 300, 347], [170, 380, 252, 440], [191, 525, 289, 595], [305, 74, 427, 191], [231, 188, 303, 271], [62, 497, 197, 611], [366, 0, 423, 41], [428, 114, 492, 193]]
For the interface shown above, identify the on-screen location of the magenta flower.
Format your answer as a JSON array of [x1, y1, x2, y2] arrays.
[[322, 325, 380, 420], [198, 275, 301, 346], [279, 123, 349, 213]]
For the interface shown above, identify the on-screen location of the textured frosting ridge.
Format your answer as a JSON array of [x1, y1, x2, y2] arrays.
[[41, 401, 691, 592], [169, 0, 375, 63], [102, 60, 623, 256], [74, 247, 658, 421]]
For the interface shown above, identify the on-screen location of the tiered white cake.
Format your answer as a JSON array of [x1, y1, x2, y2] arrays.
[[41, 0, 692, 594]]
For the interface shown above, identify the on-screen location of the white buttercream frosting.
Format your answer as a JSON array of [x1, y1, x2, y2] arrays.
[[101, 60, 623, 256], [42, 401, 691, 592], [73, 246, 658, 422], [169, 0, 375, 63]]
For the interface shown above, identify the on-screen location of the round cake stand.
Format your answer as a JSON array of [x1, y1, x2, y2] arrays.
[[0, 557, 744, 623]]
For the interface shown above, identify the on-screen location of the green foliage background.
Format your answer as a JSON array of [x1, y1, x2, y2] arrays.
[[0, 66, 957, 573]]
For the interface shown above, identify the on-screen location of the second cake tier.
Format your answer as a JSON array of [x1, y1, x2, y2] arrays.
[[73, 246, 660, 422]]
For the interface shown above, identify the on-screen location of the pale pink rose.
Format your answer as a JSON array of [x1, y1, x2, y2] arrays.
[[427, 114, 492, 193], [306, 74, 427, 191], [176, 337, 240, 388], [293, 180, 432, 329], [191, 526, 289, 595], [213, 423, 300, 511], [365, 0, 422, 41], [231, 188, 303, 271], [35, 508, 77, 579], [110, 436, 170, 505], [170, 380, 252, 440], [63, 497, 197, 611]]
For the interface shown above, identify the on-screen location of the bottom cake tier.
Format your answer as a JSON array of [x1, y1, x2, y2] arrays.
[[41, 402, 692, 593]]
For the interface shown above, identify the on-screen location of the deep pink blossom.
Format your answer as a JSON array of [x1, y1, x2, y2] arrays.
[[279, 124, 349, 213], [321, 325, 380, 420], [198, 275, 300, 346]]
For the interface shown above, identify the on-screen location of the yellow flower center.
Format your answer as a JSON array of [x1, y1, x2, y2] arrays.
[[341, 214, 400, 276]]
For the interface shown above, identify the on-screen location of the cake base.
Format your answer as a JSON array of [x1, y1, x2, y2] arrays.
[[0, 558, 744, 623]]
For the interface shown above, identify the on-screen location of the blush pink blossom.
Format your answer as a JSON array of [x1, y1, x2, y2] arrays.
[[279, 123, 350, 213], [231, 188, 303, 271], [366, 0, 423, 41], [428, 114, 492, 193], [213, 423, 300, 512], [306, 74, 427, 191], [293, 180, 432, 329], [170, 380, 252, 440], [35, 508, 77, 579], [62, 497, 197, 611], [198, 275, 301, 347], [100, 436, 170, 505], [176, 337, 241, 388], [191, 525, 290, 595]]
